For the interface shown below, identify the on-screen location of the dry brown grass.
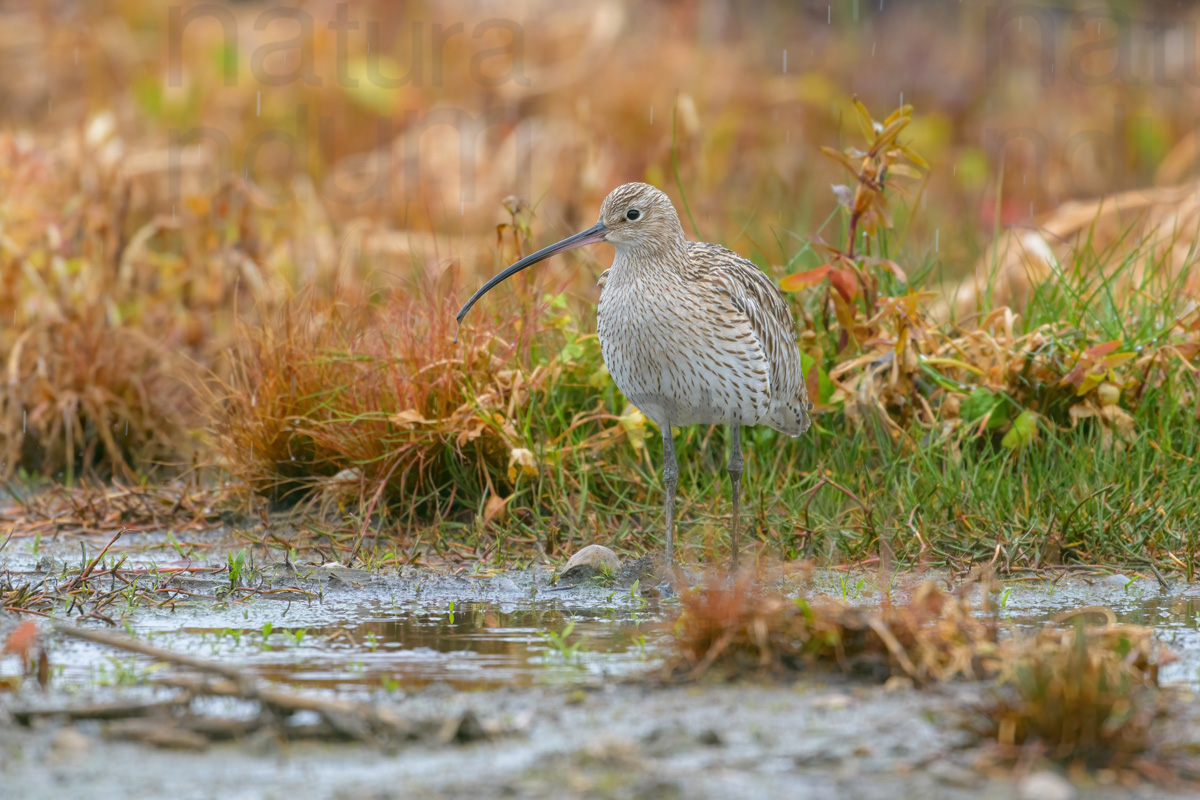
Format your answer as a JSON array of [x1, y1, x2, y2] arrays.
[[206, 277, 563, 517], [668, 576, 997, 684], [944, 181, 1200, 321], [980, 613, 1170, 772], [0, 108, 356, 481], [666, 575, 1179, 778], [2, 310, 195, 481], [0, 2, 1196, 564], [0, 125, 215, 480]]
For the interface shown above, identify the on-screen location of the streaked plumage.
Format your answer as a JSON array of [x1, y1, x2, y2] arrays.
[[458, 182, 813, 570]]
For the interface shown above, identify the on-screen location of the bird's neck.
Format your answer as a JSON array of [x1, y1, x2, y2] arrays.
[[608, 239, 689, 285]]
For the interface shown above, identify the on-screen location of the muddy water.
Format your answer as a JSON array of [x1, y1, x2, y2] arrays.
[[1, 538, 670, 693], [999, 577, 1200, 686], [106, 603, 660, 692], [4, 535, 1200, 693], [4, 538, 1200, 800], [100, 578, 1200, 692]]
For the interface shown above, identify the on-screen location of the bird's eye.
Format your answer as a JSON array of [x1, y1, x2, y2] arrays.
[[626, 209, 641, 220]]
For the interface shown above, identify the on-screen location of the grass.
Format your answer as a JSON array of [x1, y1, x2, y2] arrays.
[[667, 575, 998, 684], [179, 103, 1198, 571], [1, 302, 197, 483], [980, 622, 1169, 772], [0, 4, 1196, 573], [204, 280, 647, 533], [665, 574, 1183, 781], [191, 260, 1192, 570], [1, 102, 1197, 572], [539, 621, 585, 663], [3, 5, 1199, 787]]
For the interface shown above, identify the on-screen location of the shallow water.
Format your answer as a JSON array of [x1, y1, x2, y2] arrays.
[[4, 533, 1199, 694], [996, 576, 1200, 686], [6, 542, 1200, 800], [91, 603, 661, 692], [1, 539, 668, 693]]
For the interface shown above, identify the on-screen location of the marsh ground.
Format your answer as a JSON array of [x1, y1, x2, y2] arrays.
[[3, 527, 1200, 799]]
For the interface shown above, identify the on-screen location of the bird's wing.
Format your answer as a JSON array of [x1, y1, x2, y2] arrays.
[[687, 242, 808, 405]]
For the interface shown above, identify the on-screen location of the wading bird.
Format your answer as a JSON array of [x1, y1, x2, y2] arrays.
[[457, 183, 812, 569]]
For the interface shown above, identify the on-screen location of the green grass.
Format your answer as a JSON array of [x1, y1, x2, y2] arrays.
[[452, 230, 1200, 571], [492, 390, 1198, 569]]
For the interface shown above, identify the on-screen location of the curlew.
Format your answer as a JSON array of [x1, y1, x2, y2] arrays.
[[457, 182, 812, 569]]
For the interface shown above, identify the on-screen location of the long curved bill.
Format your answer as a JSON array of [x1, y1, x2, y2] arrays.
[[456, 221, 608, 328]]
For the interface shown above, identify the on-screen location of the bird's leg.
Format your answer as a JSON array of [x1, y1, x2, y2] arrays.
[[661, 422, 678, 564], [727, 424, 744, 572]]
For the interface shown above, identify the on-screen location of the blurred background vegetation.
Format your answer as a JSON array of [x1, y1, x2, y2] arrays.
[[0, 0, 1197, 567]]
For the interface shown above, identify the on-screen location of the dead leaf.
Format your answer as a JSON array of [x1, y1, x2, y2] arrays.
[[483, 494, 510, 523], [1097, 382, 1121, 407], [1084, 340, 1122, 359], [1069, 400, 1136, 445], [390, 409, 431, 428], [780, 265, 831, 293], [507, 448, 538, 480], [3, 621, 39, 663], [829, 268, 861, 302]]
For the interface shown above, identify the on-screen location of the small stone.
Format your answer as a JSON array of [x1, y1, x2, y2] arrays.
[[1018, 771, 1075, 800], [928, 761, 981, 788], [45, 726, 90, 763], [696, 728, 723, 746], [810, 693, 852, 711], [443, 710, 490, 744], [1100, 573, 1133, 589], [556, 545, 620, 585], [563, 544, 619, 573]]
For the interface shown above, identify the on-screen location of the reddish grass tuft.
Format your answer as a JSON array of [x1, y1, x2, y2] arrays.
[[668, 576, 997, 684], [668, 576, 1180, 779], [206, 279, 558, 518], [2, 620, 39, 662], [980, 616, 1173, 772], [2, 309, 195, 481]]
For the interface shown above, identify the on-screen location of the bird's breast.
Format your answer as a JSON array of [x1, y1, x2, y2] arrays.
[[597, 280, 772, 428]]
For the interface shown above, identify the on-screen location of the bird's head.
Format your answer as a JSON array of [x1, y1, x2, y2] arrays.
[[456, 182, 684, 328], [596, 182, 686, 253]]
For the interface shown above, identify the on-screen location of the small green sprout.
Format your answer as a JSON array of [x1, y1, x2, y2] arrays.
[[540, 621, 584, 662]]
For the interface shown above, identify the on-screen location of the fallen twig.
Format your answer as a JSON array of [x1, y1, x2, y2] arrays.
[[51, 622, 244, 683], [47, 622, 440, 747]]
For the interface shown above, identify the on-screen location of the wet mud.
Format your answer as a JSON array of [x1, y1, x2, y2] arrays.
[[3, 532, 1199, 799]]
